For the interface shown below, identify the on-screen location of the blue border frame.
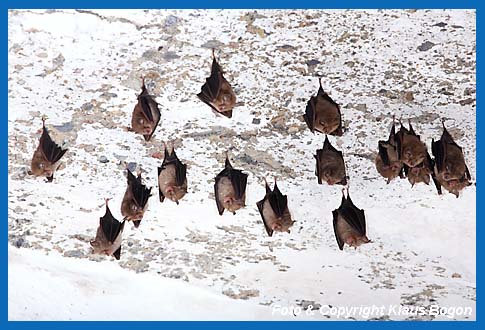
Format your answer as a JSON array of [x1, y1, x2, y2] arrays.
[[4, 0, 480, 329]]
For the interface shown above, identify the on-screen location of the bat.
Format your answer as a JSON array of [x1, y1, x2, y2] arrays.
[[214, 155, 248, 215], [431, 120, 472, 197], [197, 49, 237, 118], [303, 78, 343, 136], [315, 135, 347, 185], [375, 116, 404, 183], [30, 117, 68, 182], [158, 144, 187, 204], [332, 189, 371, 250], [403, 151, 434, 187], [131, 77, 161, 141], [120, 169, 152, 227], [90, 199, 126, 260], [396, 119, 427, 168], [256, 179, 295, 237]]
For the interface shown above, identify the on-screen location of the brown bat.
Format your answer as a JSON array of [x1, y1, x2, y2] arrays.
[[332, 189, 371, 250], [375, 116, 404, 183], [315, 136, 347, 185], [431, 121, 472, 197], [403, 151, 435, 187], [396, 119, 427, 168], [214, 156, 248, 215], [30, 117, 68, 182], [90, 199, 125, 260], [303, 78, 343, 136], [158, 145, 187, 204], [256, 179, 295, 237], [131, 77, 161, 141], [120, 169, 152, 227], [197, 49, 236, 118]]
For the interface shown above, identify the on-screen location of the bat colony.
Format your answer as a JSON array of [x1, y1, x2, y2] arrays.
[[29, 50, 473, 259]]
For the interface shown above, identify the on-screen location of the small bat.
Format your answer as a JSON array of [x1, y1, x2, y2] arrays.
[[30, 117, 68, 182], [131, 77, 161, 141], [431, 120, 472, 197], [90, 199, 125, 260], [158, 144, 187, 204], [256, 179, 295, 237], [214, 155, 248, 215], [332, 189, 371, 250], [315, 136, 347, 185], [303, 78, 343, 136], [403, 151, 434, 187], [396, 119, 427, 168], [197, 49, 237, 118], [120, 169, 152, 227], [375, 116, 404, 183]]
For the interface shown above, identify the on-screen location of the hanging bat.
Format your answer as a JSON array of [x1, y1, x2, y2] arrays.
[[332, 189, 371, 250], [90, 199, 126, 260], [256, 179, 295, 237], [315, 135, 347, 185], [375, 116, 404, 183], [431, 120, 472, 197], [158, 144, 187, 204], [131, 77, 161, 141], [214, 155, 248, 215], [197, 49, 237, 118], [403, 151, 434, 187], [396, 119, 427, 168], [303, 78, 343, 136], [120, 169, 152, 228], [30, 117, 68, 182]]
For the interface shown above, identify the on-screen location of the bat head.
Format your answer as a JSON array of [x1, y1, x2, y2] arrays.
[[164, 185, 187, 204], [375, 156, 403, 183], [223, 195, 246, 213], [131, 105, 154, 136], [30, 152, 56, 178], [402, 143, 427, 168], [407, 166, 431, 186]]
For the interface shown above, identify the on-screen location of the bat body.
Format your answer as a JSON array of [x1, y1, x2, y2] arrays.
[[332, 190, 370, 250], [121, 170, 152, 227], [197, 50, 236, 118], [396, 120, 427, 168], [431, 122, 472, 197], [315, 136, 347, 185], [131, 78, 161, 141], [30, 118, 68, 182], [91, 199, 125, 260], [158, 146, 187, 204], [303, 78, 343, 136], [214, 156, 248, 215], [256, 179, 294, 237], [403, 151, 434, 187], [375, 117, 404, 183]]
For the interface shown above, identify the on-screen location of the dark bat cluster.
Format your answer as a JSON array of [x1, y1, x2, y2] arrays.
[[375, 117, 472, 198], [27, 49, 473, 259]]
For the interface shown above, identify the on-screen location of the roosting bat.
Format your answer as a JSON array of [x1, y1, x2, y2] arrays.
[[332, 189, 371, 250], [158, 144, 187, 204], [30, 117, 68, 182], [375, 116, 404, 183], [303, 78, 343, 136], [131, 77, 161, 141], [403, 151, 434, 187], [197, 49, 237, 118], [91, 199, 126, 260], [396, 119, 427, 168], [121, 169, 152, 227], [214, 156, 248, 215], [256, 179, 295, 237], [431, 121, 472, 197], [315, 136, 347, 185]]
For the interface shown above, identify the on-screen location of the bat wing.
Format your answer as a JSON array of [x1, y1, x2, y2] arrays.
[[214, 175, 225, 215], [256, 198, 273, 237], [395, 129, 404, 160], [315, 152, 322, 184], [339, 196, 366, 236], [303, 97, 317, 133], [157, 166, 165, 202], [197, 70, 222, 110], [322, 136, 340, 155], [40, 126, 67, 164], [378, 140, 391, 166], [431, 139, 445, 173], [268, 183, 288, 218], [331, 104, 344, 137], [100, 206, 124, 244], [162, 150, 187, 186], [440, 124, 461, 150], [143, 98, 161, 141], [128, 170, 151, 208], [133, 220, 142, 228], [113, 246, 122, 260], [332, 210, 345, 250], [230, 169, 248, 200]]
